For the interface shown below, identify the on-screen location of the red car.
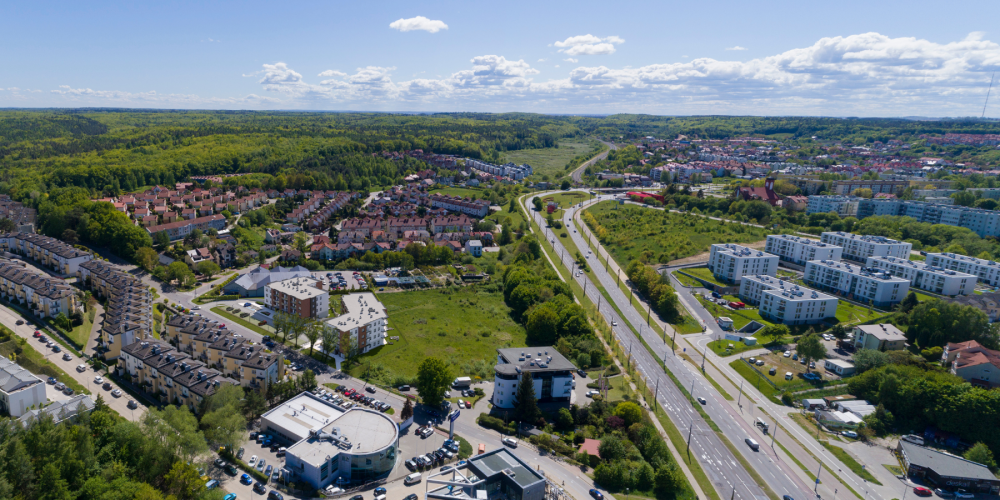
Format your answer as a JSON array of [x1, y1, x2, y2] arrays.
[[914, 488, 932, 497], [33, 331, 41, 338]]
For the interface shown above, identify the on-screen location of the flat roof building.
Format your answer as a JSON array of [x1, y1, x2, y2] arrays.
[[925, 252, 1000, 287], [765, 234, 843, 266], [853, 324, 907, 351], [0, 357, 45, 417], [866, 256, 975, 296], [806, 195, 860, 217], [738, 275, 838, 325], [493, 347, 574, 409], [804, 260, 910, 309], [265, 392, 399, 489], [707, 243, 778, 284], [265, 276, 330, 319], [820, 232, 912, 262], [426, 448, 546, 500], [897, 440, 1000, 494], [324, 292, 387, 356]]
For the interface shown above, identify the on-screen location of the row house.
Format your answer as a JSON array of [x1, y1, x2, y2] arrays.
[[119, 340, 239, 412], [428, 194, 491, 218], [386, 217, 430, 237], [431, 214, 475, 233], [337, 231, 367, 244], [78, 260, 152, 361], [0, 232, 94, 276], [146, 214, 227, 241], [0, 258, 78, 319]]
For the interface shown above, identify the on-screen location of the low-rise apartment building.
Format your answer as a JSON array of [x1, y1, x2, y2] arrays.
[[804, 260, 910, 308], [0, 357, 46, 417], [0, 258, 78, 319], [820, 232, 912, 262], [707, 244, 778, 284], [492, 347, 574, 409], [865, 256, 975, 296], [0, 232, 93, 275], [738, 274, 838, 325], [265, 276, 329, 319], [806, 195, 860, 217], [324, 292, 387, 356], [925, 252, 1000, 287], [765, 234, 842, 266], [853, 324, 907, 351], [78, 260, 152, 361], [145, 214, 226, 241]]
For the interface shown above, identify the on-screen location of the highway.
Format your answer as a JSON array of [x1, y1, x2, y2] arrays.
[[571, 140, 617, 184], [522, 192, 815, 500]]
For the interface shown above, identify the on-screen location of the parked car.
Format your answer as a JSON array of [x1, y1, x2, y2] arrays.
[[934, 489, 954, 498], [94, 376, 104, 384], [841, 431, 858, 439], [268, 490, 283, 500], [54, 382, 66, 391], [590, 490, 605, 500], [955, 491, 974, 499], [502, 437, 518, 448], [248, 455, 258, 466], [63, 387, 74, 395], [103, 382, 112, 391], [264, 465, 273, 480], [127, 400, 138, 409], [914, 488, 933, 497], [47, 376, 57, 384], [252, 482, 266, 495], [237, 447, 245, 459], [77, 364, 87, 372], [62, 353, 72, 361], [205, 480, 219, 490], [240, 473, 253, 485]]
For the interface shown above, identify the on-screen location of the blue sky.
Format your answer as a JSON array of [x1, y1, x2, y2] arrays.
[[4, 0, 1000, 116]]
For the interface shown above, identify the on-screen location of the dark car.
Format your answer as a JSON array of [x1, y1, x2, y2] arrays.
[[269, 444, 280, 452], [264, 465, 273, 479], [47, 376, 57, 384], [225, 464, 238, 476], [253, 482, 267, 494], [103, 382, 112, 391], [404, 495, 418, 500], [351, 496, 364, 500], [590, 490, 604, 500], [262, 336, 271, 342], [267, 491, 283, 500], [236, 447, 245, 459], [374, 487, 386, 496], [405, 459, 417, 470], [250, 431, 258, 440], [783, 496, 794, 500]]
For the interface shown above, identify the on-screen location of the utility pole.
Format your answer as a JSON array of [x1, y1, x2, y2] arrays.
[[672, 330, 677, 353], [814, 461, 822, 493], [737, 379, 745, 409], [686, 420, 694, 454], [701, 345, 707, 372], [770, 419, 778, 451]]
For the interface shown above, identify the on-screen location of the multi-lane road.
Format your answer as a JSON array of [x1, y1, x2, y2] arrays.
[[522, 192, 815, 500], [571, 140, 617, 184]]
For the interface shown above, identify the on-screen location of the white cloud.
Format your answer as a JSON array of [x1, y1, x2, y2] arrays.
[[554, 34, 624, 56], [318, 70, 346, 78], [725, 46, 748, 51], [564, 58, 578, 63], [537, 59, 547, 63], [203, 38, 221, 43], [389, 16, 448, 33], [48, 86, 281, 107]]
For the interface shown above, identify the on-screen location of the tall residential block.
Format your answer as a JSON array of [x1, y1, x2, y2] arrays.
[[707, 244, 778, 284]]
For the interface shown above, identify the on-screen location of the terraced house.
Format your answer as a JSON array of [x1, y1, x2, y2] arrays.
[[0, 257, 78, 319], [0, 232, 93, 275], [78, 260, 152, 361], [119, 339, 239, 412]]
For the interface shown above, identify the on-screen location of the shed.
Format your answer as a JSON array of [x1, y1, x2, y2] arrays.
[[824, 359, 856, 376], [801, 399, 825, 411]]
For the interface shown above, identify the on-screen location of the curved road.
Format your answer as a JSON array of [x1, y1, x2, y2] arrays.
[[571, 140, 617, 184], [524, 191, 814, 500]]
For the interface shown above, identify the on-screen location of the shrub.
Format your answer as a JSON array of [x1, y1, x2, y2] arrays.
[[477, 414, 515, 435]]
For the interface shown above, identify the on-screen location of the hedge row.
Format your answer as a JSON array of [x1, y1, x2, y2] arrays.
[[476, 414, 516, 435]]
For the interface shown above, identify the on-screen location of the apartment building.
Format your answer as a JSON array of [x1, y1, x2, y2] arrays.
[[0, 232, 93, 275], [853, 324, 907, 351], [765, 234, 843, 266], [465, 159, 533, 180], [492, 347, 574, 409], [78, 260, 152, 361], [925, 252, 1000, 287], [428, 194, 491, 218], [265, 276, 330, 319], [145, 214, 226, 241], [820, 232, 912, 262], [738, 274, 838, 325], [0, 258, 78, 319], [804, 260, 910, 308], [324, 292, 387, 356], [707, 244, 779, 284], [832, 179, 908, 196], [0, 357, 45, 417], [865, 256, 975, 296], [847, 198, 1000, 239], [806, 195, 860, 217]]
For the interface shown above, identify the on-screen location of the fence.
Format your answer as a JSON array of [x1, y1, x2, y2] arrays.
[[740, 358, 781, 392]]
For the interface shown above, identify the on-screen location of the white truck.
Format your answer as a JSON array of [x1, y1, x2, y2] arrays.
[[453, 377, 472, 388]]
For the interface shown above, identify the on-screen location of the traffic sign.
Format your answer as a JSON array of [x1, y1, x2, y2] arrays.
[[449, 410, 461, 422]]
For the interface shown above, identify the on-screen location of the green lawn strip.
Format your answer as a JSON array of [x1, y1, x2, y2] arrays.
[[682, 267, 728, 287], [671, 271, 703, 288], [788, 412, 843, 442], [883, 464, 903, 475], [0, 338, 88, 395], [210, 306, 276, 337], [790, 385, 852, 401], [653, 410, 723, 500], [819, 442, 882, 485], [729, 359, 783, 402], [707, 339, 758, 357], [504, 140, 597, 181]]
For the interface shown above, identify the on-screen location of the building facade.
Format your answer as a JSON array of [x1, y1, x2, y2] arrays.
[[0, 233, 93, 276], [78, 260, 152, 361], [853, 324, 907, 351], [820, 232, 912, 262], [707, 244, 779, 284], [865, 256, 975, 296], [765, 234, 843, 266], [265, 277, 330, 319], [806, 196, 860, 217], [492, 347, 574, 409], [0, 258, 78, 319], [804, 260, 910, 308], [738, 275, 838, 325], [925, 253, 1000, 287], [324, 292, 386, 356], [0, 358, 45, 417]]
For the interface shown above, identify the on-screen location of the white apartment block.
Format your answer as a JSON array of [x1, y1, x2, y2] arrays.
[[707, 244, 779, 284], [739, 275, 838, 325], [806, 196, 860, 217], [925, 252, 1000, 287], [820, 232, 912, 262], [765, 234, 843, 266], [0, 358, 46, 417], [804, 260, 910, 309], [865, 256, 975, 296], [324, 292, 387, 356]]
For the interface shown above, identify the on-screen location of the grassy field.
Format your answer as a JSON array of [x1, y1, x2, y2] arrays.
[[428, 186, 486, 199], [58, 314, 93, 349], [834, 302, 881, 324], [586, 202, 768, 265], [671, 270, 702, 288], [0, 338, 88, 395], [708, 339, 759, 357], [351, 286, 527, 382], [210, 306, 276, 337], [683, 267, 728, 287], [485, 198, 527, 231], [697, 296, 772, 331], [537, 191, 589, 220], [503, 140, 597, 181]]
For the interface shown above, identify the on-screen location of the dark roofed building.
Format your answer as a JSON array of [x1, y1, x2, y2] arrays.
[[492, 347, 575, 409], [897, 440, 1000, 494]]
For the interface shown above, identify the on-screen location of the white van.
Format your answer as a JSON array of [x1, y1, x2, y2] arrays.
[[404, 472, 422, 485]]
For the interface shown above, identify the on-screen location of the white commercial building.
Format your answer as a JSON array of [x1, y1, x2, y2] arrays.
[[804, 260, 910, 309], [765, 234, 843, 266], [925, 252, 1000, 287], [492, 347, 574, 409], [820, 232, 912, 262], [865, 256, 975, 296], [739, 275, 838, 325], [0, 358, 46, 417], [262, 392, 399, 489], [806, 195, 861, 217], [324, 292, 387, 356], [707, 244, 779, 284]]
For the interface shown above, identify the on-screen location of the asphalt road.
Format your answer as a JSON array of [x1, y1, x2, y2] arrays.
[[524, 192, 814, 500], [571, 140, 617, 184]]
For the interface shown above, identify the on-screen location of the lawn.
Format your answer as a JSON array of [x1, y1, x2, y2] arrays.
[[707, 339, 758, 357], [697, 296, 772, 331], [671, 270, 702, 288], [683, 267, 728, 287], [538, 191, 589, 220], [429, 186, 486, 199], [53, 313, 93, 350], [210, 306, 276, 337], [349, 286, 527, 383], [834, 302, 881, 324], [503, 140, 598, 181], [485, 198, 527, 232], [0, 338, 88, 395], [731, 353, 831, 396], [820, 442, 882, 485], [585, 201, 768, 265]]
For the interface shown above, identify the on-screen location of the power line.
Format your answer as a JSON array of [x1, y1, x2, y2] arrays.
[[983, 71, 996, 119]]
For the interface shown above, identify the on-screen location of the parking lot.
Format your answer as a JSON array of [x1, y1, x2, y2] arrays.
[[311, 270, 368, 292]]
